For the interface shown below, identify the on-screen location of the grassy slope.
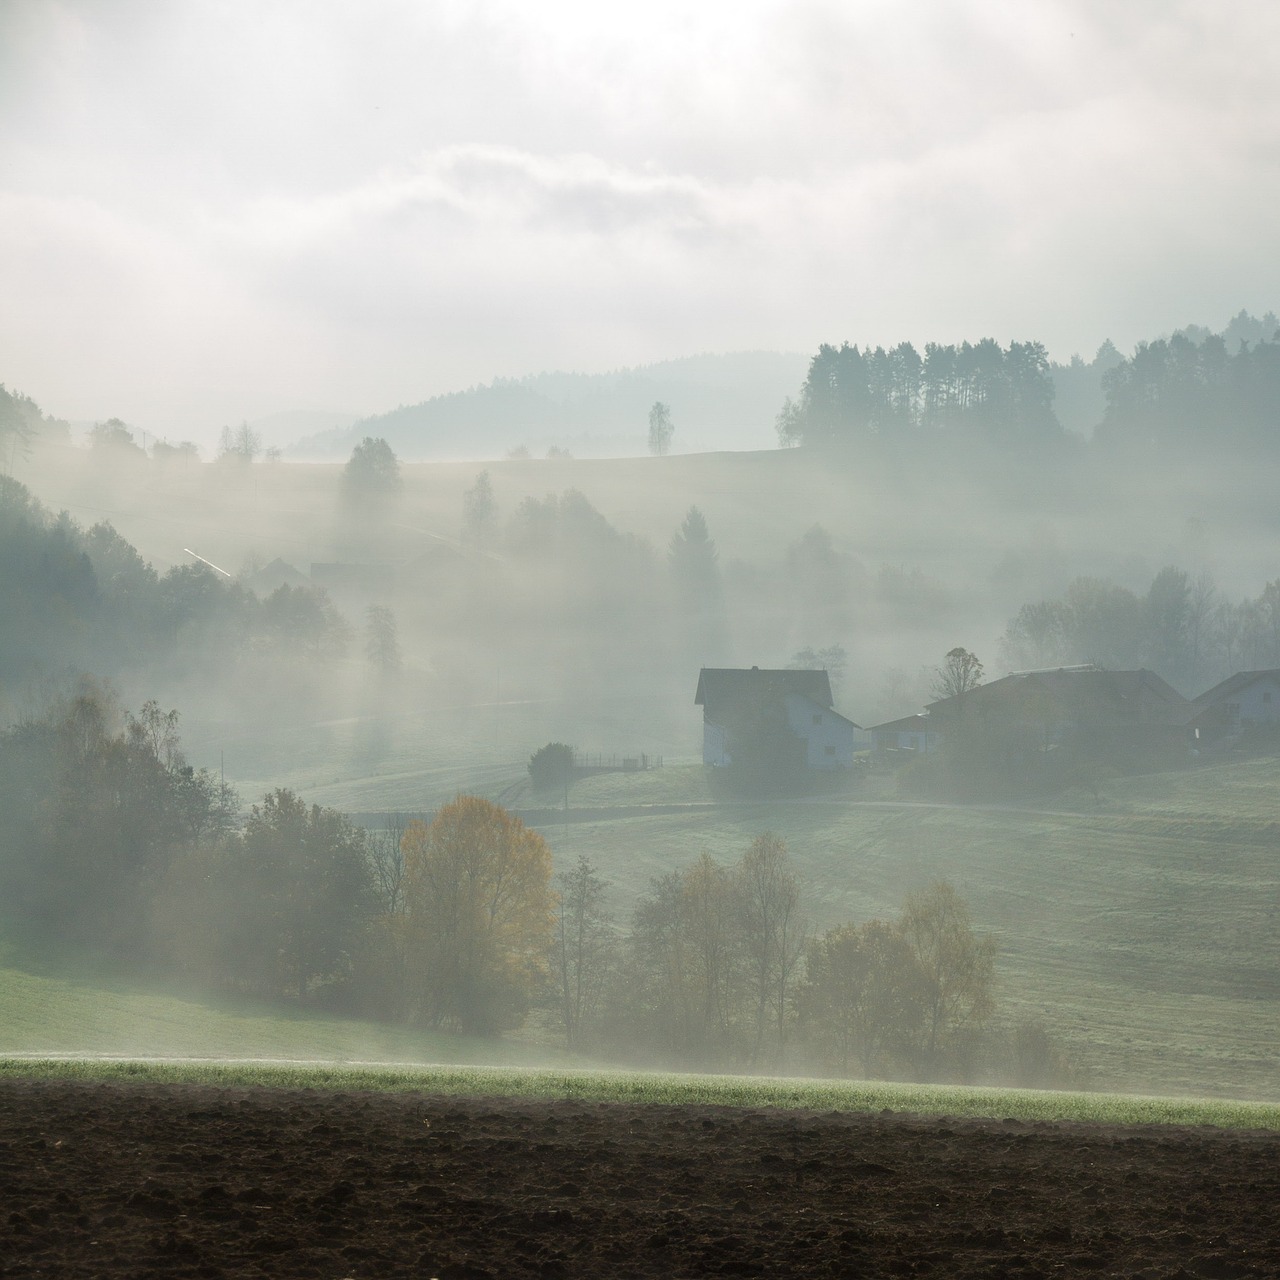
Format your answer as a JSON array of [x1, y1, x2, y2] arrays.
[[535, 759, 1280, 1102], [5, 1058, 1280, 1131], [6, 449, 1279, 1102], [2, 756, 1275, 1102], [0, 948, 573, 1068]]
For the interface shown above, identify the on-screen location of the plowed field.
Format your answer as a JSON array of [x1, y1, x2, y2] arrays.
[[2, 1080, 1276, 1277]]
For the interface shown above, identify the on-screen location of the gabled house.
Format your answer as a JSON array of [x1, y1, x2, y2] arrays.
[[1187, 669, 1280, 749], [694, 667, 859, 771]]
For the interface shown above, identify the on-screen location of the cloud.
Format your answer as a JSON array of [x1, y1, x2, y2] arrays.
[[2, 0, 1280, 434]]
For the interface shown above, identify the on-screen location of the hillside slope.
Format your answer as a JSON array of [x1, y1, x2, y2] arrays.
[[533, 757, 1280, 1101]]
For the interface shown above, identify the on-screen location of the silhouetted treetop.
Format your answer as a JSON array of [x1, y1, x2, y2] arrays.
[[342, 436, 401, 501]]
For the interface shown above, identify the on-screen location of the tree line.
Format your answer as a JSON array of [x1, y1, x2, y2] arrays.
[[0, 476, 387, 690], [777, 339, 1060, 448], [1095, 330, 1280, 454], [780, 312, 1280, 453], [1001, 565, 1280, 693], [549, 841, 1070, 1086], [0, 685, 1074, 1088]]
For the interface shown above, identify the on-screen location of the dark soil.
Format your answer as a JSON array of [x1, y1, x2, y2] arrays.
[[2, 1080, 1277, 1277]]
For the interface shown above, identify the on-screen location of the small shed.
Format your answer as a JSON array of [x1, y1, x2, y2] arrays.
[[867, 713, 939, 755]]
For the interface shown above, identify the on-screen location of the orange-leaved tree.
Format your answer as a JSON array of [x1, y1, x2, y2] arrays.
[[401, 796, 555, 1035]]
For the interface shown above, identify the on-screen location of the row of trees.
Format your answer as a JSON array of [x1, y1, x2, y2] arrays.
[[1096, 331, 1280, 453], [0, 477, 390, 689], [0, 382, 70, 471], [0, 688, 1069, 1085], [777, 339, 1060, 448], [549, 841, 1036, 1083], [1001, 566, 1280, 692], [454, 477, 731, 666], [0, 685, 238, 956], [779, 313, 1280, 453]]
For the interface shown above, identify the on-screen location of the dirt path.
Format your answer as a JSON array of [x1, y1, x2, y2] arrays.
[[3, 1080, 1277, 1277]]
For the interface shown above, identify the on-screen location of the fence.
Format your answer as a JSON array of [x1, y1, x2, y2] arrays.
[[572, 751, 663, 773]]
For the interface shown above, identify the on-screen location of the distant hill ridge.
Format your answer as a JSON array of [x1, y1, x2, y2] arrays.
[[286, 351, 810, 461], [287, 312, 1280, 462]]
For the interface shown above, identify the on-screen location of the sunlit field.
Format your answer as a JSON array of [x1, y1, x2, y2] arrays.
[[339, 753, 1276, 1104]]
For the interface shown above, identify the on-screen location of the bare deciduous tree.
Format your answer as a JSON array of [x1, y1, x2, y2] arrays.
[[897, 881, 995, 1078], [648, 401, 674, 455], [931, 647, 984, 703], [553, 855, 618, 1050], [735, 833, 805, 1067]]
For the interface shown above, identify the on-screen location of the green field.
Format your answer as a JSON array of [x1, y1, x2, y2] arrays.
[[6, 754, 1274, 1104], [0, 946, 574, 1068], [6, 447, 1280, 1109], [5, 1057, 1279, 1133], [543, 782, 1279, 1101]]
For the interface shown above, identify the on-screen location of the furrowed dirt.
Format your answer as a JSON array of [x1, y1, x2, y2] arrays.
[[1, 1080, 1276, 1277]]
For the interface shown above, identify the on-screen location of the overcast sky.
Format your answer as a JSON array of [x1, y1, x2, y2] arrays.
[[3, 0, 1279, 441]]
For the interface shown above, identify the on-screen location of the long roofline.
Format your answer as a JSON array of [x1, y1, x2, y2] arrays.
[[1191, 668, 1280, 707]]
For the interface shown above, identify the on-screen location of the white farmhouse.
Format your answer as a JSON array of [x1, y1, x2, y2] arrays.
[[695, 666, 858, 771]]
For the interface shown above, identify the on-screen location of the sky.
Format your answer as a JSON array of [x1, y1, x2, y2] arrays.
[[3, 0, 1280, 443]]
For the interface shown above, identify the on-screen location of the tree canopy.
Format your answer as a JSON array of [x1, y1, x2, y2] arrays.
[[528, 742, 575, 797], [401, 797, 554, 1034], [342, 436, 401, 501], [782, 338, 1060, 448]]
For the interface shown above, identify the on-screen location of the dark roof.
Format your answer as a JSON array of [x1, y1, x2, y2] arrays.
[[695, 667, 833, 709], [243, 557, 309, 593], [867, 713, 932, 734], [926, 667, 1190, 724], [1191, 669, 1280, 709]]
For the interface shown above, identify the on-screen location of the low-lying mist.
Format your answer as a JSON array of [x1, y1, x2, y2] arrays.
[[4, 392, 1280, 1103]]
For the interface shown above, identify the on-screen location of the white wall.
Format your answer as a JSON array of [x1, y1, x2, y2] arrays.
[[785, 694, 854, 769], [1231, 675, 1280, 726], [703, 719, 730, 766]]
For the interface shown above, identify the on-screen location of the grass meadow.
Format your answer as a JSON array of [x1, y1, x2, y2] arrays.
[[543, 774, 1280, 1102], [5, 446, 1279, 1115], [3, 756, 1276, 1104], [4, 1057, 1279, 1133]]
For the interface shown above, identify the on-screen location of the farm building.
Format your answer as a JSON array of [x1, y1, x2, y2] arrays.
[[1187, 669, 1280, 749], [867, 713, 939, 755], [694, 667, 859, 771], [923, 665, 1191, 752]]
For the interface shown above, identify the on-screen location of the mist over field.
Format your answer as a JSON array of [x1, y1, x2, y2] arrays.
[[5, 309, 1280, 1102], [3, 2, 1280, 1111]]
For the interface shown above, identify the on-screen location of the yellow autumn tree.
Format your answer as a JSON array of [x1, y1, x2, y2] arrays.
[[401, 796, 555, 1034]]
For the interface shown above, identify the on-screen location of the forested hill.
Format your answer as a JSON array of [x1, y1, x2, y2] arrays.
[[288, 352, 809, 461], [779, 310, 1280, 452], [286, 311, 1279, 462]]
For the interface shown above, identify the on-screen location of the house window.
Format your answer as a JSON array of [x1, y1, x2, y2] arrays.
[[812, 713, 822, 725], [824, 744, 835, 756]]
